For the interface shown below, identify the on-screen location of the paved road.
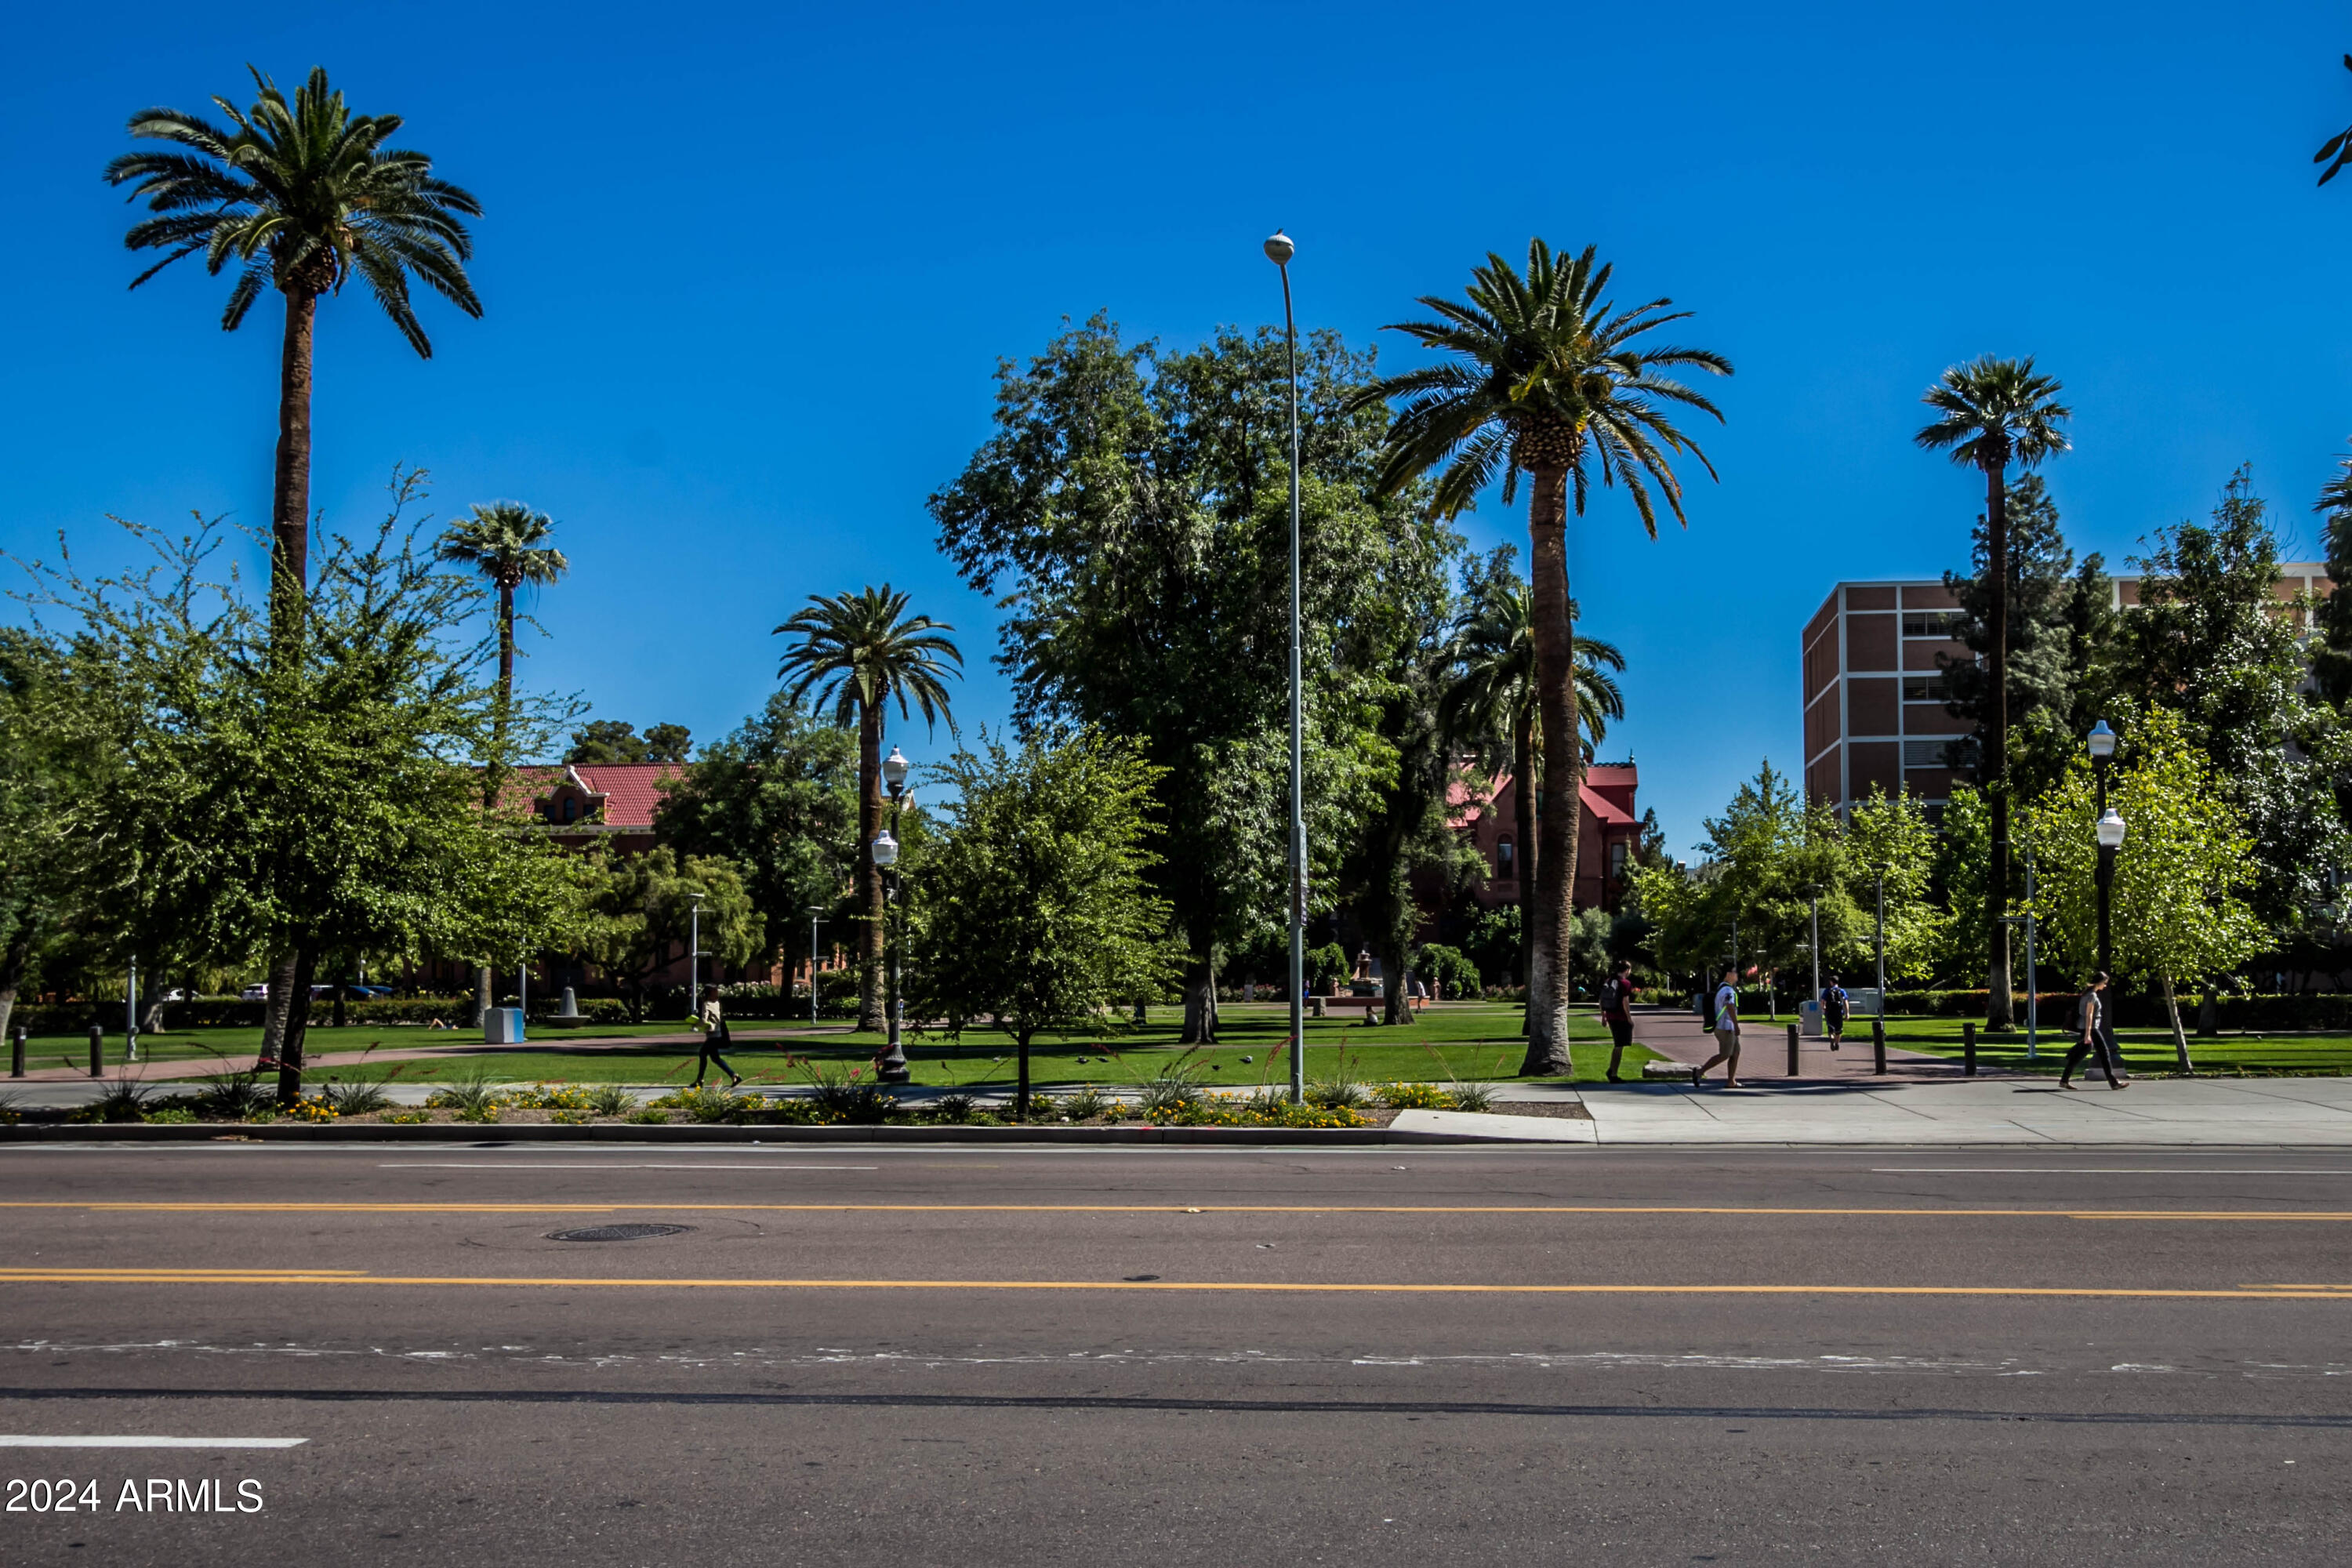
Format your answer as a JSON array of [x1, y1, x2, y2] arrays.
[[2, 1142, 2350, 1564]]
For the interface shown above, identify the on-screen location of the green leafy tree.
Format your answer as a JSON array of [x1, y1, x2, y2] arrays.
[[2308, 443, 2352, 708], [579, 847, 764, 1022], [656, 695, 856, 978], [2022, 707, 2263, 1069], [909, 731, 1174, 1115], [434, 501, 568, 784], [775, 586, 961, 1032], [30, 477, 570, 1101], [0, 633, 88, 1040], [1355, 240, 1731, 1075], [565, 720, 691, 765], [2111, 469, 2350, 949], [930, 317, 1417, 1044], [1915, 356, 2072, 1029], [106, 67, 481, 636], [1844, 784, 1944, 985]]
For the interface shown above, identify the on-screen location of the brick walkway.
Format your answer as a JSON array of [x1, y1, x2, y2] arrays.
[[1627, 1004, 2013, 1083]]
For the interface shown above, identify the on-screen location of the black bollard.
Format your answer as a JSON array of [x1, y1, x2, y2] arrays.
[[1872, 1018, 1887, 1076], [88, 1025, 103, 1078], [1963, 1019, 1977, 1077], [9, 1025, 23, 1078], [1786, 1021, 1800, 1079]]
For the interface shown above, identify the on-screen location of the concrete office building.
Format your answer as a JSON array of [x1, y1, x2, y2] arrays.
[[1802, 564, 2334, 815]]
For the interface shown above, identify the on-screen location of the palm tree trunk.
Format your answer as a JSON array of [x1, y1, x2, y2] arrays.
[[856, 703, 887, 1033], [485, 579, 516, 808], [270, 285, 318, 644], [1984, 461, 2015, 1030], [1513, 710, 1537, 1014], [1522, 462, 1579, 1076]]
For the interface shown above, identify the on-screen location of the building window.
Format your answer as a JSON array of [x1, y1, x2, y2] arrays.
[[1901, 673, 1948, 702], [1902, 738, 1955, 770], [561, 797, 578, 823], [1901, 611, 1960, 638], [1608, 841, 1627, 877], [1497, 839, 1515, 878]]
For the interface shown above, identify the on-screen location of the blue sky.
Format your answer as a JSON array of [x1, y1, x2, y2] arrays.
[[9, 1, 2352, 856]]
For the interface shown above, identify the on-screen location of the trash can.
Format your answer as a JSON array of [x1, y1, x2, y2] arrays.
[[1798, 1000, 1824, 1038], [485, 1007, 525, 1045]]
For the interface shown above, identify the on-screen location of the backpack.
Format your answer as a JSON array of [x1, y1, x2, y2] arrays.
[[1599, 977, 1625, 1014]]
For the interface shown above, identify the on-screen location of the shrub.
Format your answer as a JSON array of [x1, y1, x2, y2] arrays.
[[384, 1109, 431, 1125], [1448, 1080, 1497, 1112], [798, 1062, 896, 1123], [426, 1070, 507, 1117], [626, 1107, 670, 1125], [673, 1085, 755, 1123], [1305, 1059, 1369, 1111], [321, 1080, 394, 1116], [142, 1105, 198, 1124], [1060, 1083, 1114, 1121], [191, 1066, 271, 1121], [932, 1091, 976, 1123], [1374, 1081, 1450, 1110], [1413, 944, 1482, 1000], [586, 1083, 637, 1117], [75, 1077, 152, 1124], [1136, 1059, 1207, 1116]]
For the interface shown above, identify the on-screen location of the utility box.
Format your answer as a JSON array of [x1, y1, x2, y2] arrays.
[[485, 1007, 525, 1045], [1798, 1000, 1824, 1038], [1845, 987, 1885, 1018]]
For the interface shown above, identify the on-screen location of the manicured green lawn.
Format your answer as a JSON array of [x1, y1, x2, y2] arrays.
[[1875, 1014, 2352, 1075], [40, 1001, 1661, 1087]]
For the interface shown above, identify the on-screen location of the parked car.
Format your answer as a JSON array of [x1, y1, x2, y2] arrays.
[[239, 984, 268, 1001]]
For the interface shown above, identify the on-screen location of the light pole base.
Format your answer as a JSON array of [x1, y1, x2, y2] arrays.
[[873, 1049, 911, 1084]]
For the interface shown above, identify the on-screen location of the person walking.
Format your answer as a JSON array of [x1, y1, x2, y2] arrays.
[[1693, 966, 1743, 1087], [691, 983, 742, 1088], [2059, 971, 2126, 1090], [1821, 975, 1850, 1052], [1598, 959, 1638, 1082]]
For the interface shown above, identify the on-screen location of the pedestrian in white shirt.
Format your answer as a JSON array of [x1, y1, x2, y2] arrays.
[[1693, 967, 1743, 1087]]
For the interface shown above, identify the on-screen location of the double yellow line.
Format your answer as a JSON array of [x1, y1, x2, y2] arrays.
[[0, 1268, 2348, 1299], [5, 1202, 2352, 1221]]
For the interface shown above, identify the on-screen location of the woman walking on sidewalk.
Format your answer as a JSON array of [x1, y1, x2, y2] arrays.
[[2060, 971, 2126, 1091], [1693, 967, 1742, 1087], [1599, 959, 1638, 1081], [691, 983, 742, 1088]]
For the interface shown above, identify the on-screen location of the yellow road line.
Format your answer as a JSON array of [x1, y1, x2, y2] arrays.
[[0, 1271, 2347, 1298], [4, 1202, 2351, 1221]]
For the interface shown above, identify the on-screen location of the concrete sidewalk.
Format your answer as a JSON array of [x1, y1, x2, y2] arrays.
[[1625, 1003, 1998, 1083], [1574, 1073, 2352, 1145]]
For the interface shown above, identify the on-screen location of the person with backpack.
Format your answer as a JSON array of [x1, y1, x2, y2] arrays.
[[691, 983, 742, 1089], [2060, 971, 2126, 1090], [1597, 959, 1637, 1082], [1693, 967, 1743, 1087], [1821, 975, 1850, 1052]]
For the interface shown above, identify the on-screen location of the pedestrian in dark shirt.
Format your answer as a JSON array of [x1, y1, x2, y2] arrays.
[[1821, 976, 1850, 1052], [1598, 960, 1638, 1082], [691, 984, 742, 1088], [2059, 971, 2125, 1090]]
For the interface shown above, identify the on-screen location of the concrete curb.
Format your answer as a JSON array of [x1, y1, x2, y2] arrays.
[[0, 1121, 1566, 1147]]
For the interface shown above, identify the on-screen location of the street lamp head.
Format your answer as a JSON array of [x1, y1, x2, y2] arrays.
[[1263, 230, 1294, 267], [882, 746, 910, 793], [2096, 806, 2126, 850], [2086, 719, 2117, 760], [870, 829, 899, 869]]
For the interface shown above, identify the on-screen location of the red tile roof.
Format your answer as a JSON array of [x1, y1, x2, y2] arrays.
[[510, 762, 683, 829]]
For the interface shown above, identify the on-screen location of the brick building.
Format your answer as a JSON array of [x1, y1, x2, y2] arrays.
[[1450, 761, 1643, 913], [1802, 565, 2334, 815]]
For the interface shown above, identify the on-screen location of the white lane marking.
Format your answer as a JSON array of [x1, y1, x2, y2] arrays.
[[1872, 1167, 2352, 1175], [378, 1163, 878, 1171], [0, 1436, 306, 1449]]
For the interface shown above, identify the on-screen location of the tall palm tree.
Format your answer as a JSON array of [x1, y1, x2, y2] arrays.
[[775, 586, 961, 1033], [1448, 579, 1624, 993], [434, 502, 568, 783], [107, 66, 481, 634], [1915, 358, 2070, 1031], [1359, 241, 1729, 1074]]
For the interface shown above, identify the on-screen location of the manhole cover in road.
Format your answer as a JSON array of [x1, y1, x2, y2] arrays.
[[546, 1224, 695, 1243]]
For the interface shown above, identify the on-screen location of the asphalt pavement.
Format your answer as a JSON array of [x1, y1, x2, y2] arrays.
[[2, 1142, 2350, 1564]]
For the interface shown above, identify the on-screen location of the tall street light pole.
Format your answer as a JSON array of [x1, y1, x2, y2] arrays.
[[687, 892, 705, 1020], [1265, 229, 1305, 1106], [873, 746, 913, 1084], [806, 906, 826, 1027]]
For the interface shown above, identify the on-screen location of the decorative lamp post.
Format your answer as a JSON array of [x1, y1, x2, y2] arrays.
[[873, 742, 913, 1083], [2095, 804, 2126, 981], [2086, 720, 2121, 981], [1264, 229, 1306, 1105]]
